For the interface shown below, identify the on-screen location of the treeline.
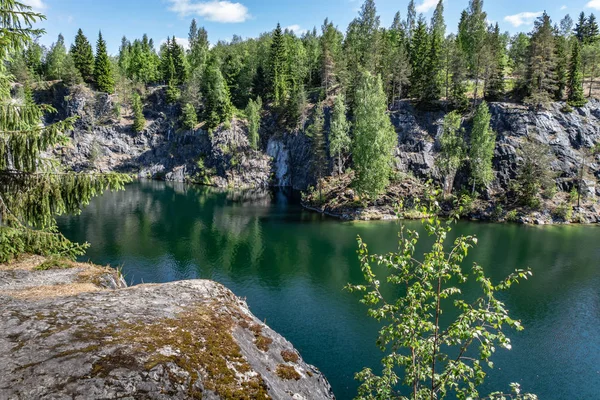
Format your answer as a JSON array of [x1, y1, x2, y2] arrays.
[[7, 0, 600, 197]]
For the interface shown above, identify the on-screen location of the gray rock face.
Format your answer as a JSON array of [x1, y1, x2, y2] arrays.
[[0, 259, 335, 400]]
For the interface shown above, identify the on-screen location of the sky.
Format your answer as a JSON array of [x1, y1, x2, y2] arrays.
[[22, 0, 600, 54]]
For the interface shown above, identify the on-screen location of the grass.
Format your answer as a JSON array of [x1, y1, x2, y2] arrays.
[[276, 364, 301, 381], [35, 257, 74, 271]]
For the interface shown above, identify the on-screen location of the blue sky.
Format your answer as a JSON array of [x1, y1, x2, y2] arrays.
[[24, 0, 600, 54]]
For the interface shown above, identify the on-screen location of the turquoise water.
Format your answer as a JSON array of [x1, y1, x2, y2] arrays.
[[58, 180, 600, 399]]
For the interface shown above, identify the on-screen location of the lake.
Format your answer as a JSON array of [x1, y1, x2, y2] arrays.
[[58, 180, 600, 400]]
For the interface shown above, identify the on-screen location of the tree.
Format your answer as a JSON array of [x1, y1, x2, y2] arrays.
[[348, 196, 534, 400], [181, 103, 198, 131], [469, 101, 496, 193], [46, 34, 67, 80], [320, 18, 344, 95], [574, 12, 588, 43], [329, 94, 351, 175], [458, 0, 488, 104], [0, 1, 129, 262], [421, 0, 445, 105], [513, 141, 556, 208], [554, 29, 569, 100], [352, 72, 397, 197], [94, 31, 115, 93], [188, 19, 209, 72], [448, 34, 469, 111], [437, 111, 465, 194], [409, 17, 429, 100], [132, 92, 145, 133], [582, 42, 600, 97], [245, 97, 262, 149], [306, 103, 327, 198], [70, 29, 94, 82], [202, 55, 233, 132], [484, 23, 506, 101], [568, 40, 586, 107], [269, 23, 288, 107], [524, 13, 557, 108], [61, 54, 83, 85]]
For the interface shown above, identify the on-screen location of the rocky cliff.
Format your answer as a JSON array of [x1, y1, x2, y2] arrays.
[[44, 83, 600, 222], [0, 256, 334, 399]]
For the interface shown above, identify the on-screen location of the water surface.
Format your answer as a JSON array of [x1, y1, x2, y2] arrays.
[[58, 181, 600, 399]]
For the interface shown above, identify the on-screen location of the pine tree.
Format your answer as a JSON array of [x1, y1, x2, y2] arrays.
[[525, 12, 557, 108], [245, 97, 262, 149], [404, 0, 417, 42], [306, 103, 327, 197], [0, 2, 129, 262], [437, 111, 465, 194], [329, 94, 351, 175], [181, 103, 198, 131], [352, 72, 397, 197], [469, 101, 496, 193], [94, 31, 115, 93], [320, 18, 344, 95], [568, 40, 586, 107], [70, 29, 94, 82], [202, 55, 233, 132], [46, 34, 67, 80], [132, 93, 145, 132], [269, 24, 288, 106]]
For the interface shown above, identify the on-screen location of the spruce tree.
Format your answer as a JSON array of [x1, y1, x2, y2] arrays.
[[61, 54, 83, 85], [188, 19, 209, 73], [0, 2, 129, 262], [245, 97, 262, 149], [329, 94, 351, 175], [352, 72, 397, 197], [554, 31, 569, 100], [575, 12, 588, 43], [94, 31, 115, 93], [484, 23, 506, 101], [469, 101, 496, 193], [449, 34, 469, 111], [568, 40, 586, 107], [409, 17, 429, 99], [70, 29, 94, 82], [586, 14, 599, 43], [422, 0, 445, 105], [306, 103, 327, 198], [269, 23, 288, 107], [132, 93, 145, 133], [458, 0, 488, 104], [202, 55, 233, 132], [181, 103, 198, 131]]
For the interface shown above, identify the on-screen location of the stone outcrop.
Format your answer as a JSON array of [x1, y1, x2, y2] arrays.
[[0, 256, 334, 399]]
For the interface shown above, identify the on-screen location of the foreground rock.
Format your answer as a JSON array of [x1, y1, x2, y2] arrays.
[[0, 257, 334, 399]]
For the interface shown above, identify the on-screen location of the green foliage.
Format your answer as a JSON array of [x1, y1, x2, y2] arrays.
[[552, 202, 573, 221], [71, 28, 94, 82], [524, 13, 557, 108], [165, 81, 181, 104], [181, 102, 198, 131], [512, 141, 556, 207], [131, 92, 145, 133], [202, 55, 233, 132], [245, 97, 261, 149], [160, 36, 188, 85], [437, 111, 465, 194], [46, 34, 67, 81], [61, 54, 83, 86], [567, 40, 587, 107], [469, 101, 496, 192], [0, 3, 130, 263], [94, 31, 115, 93], [306, 103, 327, 183], [329, 94, 351, 174], [188, 19, 209, 73], [269, 24, 288, 107], [347, 196, 535, 400], [351, 71, 397, 198]]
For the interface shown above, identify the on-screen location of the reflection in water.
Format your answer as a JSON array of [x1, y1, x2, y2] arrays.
[[58, 180, 600, 400]]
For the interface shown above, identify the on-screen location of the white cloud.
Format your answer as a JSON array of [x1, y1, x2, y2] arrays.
[[586, 0, 600, 10], [416, 0, 439, 13], [560, 5, 567, 10], [503, 11, 543, 27], [161, 37, 190, 50], [167, 0, 250, 23], [284, 25, 307, 35], [21, 0, 47, 11]]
